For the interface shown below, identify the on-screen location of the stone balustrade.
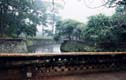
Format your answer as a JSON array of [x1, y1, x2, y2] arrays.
[[0, 52, 126, 80]]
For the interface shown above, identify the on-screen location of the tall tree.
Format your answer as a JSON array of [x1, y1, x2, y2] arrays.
[[84, 14, 113, 43], [55, 19, 84, 40], [0, 0, 48, 38]]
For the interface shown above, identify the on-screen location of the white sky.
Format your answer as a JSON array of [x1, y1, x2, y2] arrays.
[[58, 0, 115, 23]]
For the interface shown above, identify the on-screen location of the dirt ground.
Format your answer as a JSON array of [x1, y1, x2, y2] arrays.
[[42, 71, 126, 80]]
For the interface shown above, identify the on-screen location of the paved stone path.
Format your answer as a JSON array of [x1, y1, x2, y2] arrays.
[[42, 71, 126, 80]]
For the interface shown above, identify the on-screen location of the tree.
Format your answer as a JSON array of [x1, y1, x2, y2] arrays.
[[84, 14, 113, 43], [0, 0, 49, 38], [55, 19, 84, 40], [107, 0, 126, 7], [34, 1, 63, 37]]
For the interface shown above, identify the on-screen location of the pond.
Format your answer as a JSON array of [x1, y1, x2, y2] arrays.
[[28, 43, 61, 53]]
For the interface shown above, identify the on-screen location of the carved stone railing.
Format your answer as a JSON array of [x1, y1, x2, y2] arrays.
[[0, 52, 126, 80]]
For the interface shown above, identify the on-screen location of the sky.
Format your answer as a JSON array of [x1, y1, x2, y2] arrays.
[[58, 0, 115, 23]]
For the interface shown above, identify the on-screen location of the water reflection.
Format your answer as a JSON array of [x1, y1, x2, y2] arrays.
[[28, 44, 61, 53]]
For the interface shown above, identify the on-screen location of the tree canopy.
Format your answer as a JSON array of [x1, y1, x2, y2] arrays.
[[0, 0, 52, 38], [55, 19, 85, 40]]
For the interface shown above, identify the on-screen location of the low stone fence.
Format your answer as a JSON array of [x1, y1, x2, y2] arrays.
[[0, 52, 126, 80]]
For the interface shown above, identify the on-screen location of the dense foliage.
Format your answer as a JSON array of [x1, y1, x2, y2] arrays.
[[54, 19, 85, 41], [0, 0, 50, 38]]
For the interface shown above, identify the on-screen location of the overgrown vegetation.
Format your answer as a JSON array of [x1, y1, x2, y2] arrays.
[[54, 19, 85, 41], [0, 0, 61, 38], [1, 0, 126, 52], [55, 0, 126, 52]]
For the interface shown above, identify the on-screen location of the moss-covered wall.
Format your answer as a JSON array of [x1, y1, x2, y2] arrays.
[[0, 39, 28, 53], [60, 40, 96, 52], [60, 40, 126, 52]]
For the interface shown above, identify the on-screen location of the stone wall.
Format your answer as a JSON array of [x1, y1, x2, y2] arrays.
[[30, 39, 57, 46], [0, 39, 28, 53]]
